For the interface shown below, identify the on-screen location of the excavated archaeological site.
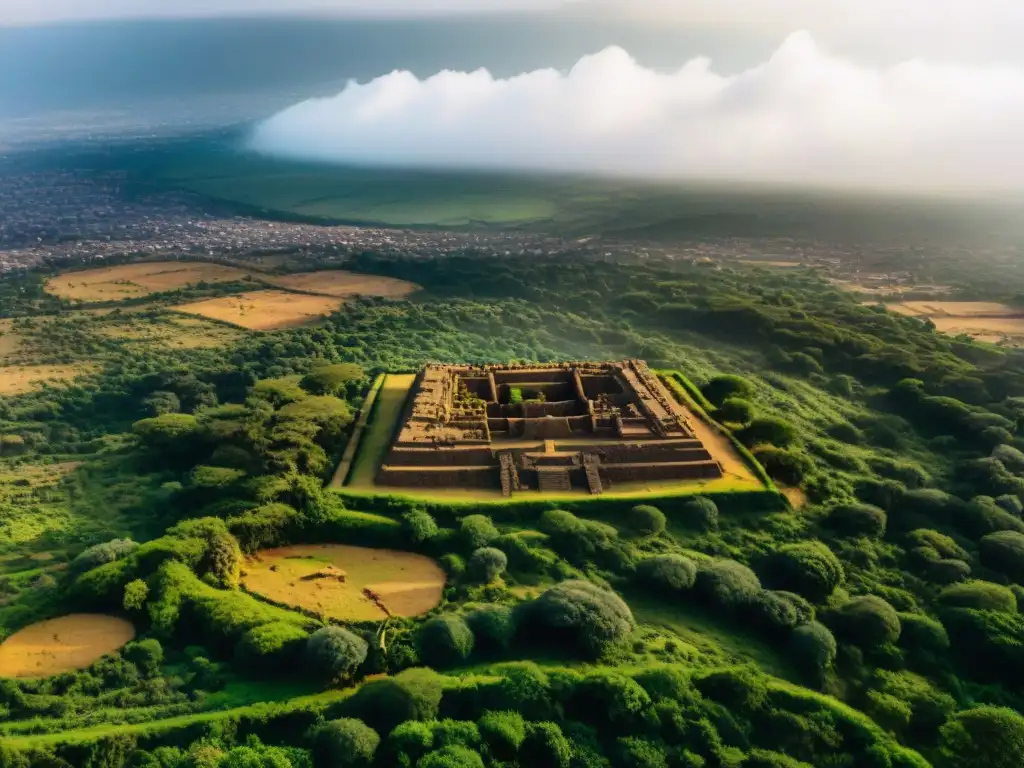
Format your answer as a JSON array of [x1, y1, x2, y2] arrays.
[[377, 360, 724, 496]]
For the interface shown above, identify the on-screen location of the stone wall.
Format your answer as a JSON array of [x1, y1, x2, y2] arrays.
[[377, 465, 500, 488], [386, 447, 495, 467], [602, 460, 722, 483]]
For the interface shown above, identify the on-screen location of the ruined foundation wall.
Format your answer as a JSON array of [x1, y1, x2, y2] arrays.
[[377, 466, 500, 488], [602, 461, 722, 483], [386, 447, 496, 467]]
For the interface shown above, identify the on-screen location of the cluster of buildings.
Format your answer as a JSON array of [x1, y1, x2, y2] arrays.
[[0, 167, 579, 274]]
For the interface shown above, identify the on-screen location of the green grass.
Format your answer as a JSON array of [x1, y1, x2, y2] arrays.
[[328, 372, 386, 488], [3, 688, 350, 748], [346, 373, 416, 488], [625, 588, 800, 683]]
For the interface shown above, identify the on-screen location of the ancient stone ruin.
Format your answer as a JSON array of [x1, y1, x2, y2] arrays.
[[377, 360, 723, 496]]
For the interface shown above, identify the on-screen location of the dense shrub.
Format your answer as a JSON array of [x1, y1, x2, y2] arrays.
[[416, 615, 475, 668], [522, 580, 634, 659], [300, 363, 364, 396], [745, 750, 813, 768], [979, 530, 1024, 581], [826, 503, 887, 538], [460, 515, 499, 549], [790, 621, 837, 676], [636, 554, 698, 592], [897, 613, 950, 655], [627, 505, 667, 537], [907, 528, 969, 561], [314, 718, 380, 767], [750, 590, 813, 635], [678, 497, 719, 531], [996, 494, 1024, 516], [957, 496, 1024, 538], [695, 667, 769, 711], [236, 621, 309, 668], [754, 445, 813, 485], [123, 579, 149, 611], [418, 745, 485, 768], [479, 710, 527, 759], [938, 581, 1018, 612], [737, 418, 798, 449], [764, 542, 844, 602], [520, 722, 572, 768], [716, 398, 755, 425], [939, 706, 1024, 768], [402, 510, 439, 545], [695, 559, 762, 609], [830, 596, 902, 648], [388, 721, 434, 767], [200, 531, 242, 589], [486, 662, 555, 720], [306, 626, 369, 683], [71, 538, 139, 573], [468, 547, 508, 583], [440, 554, 466, 580], [703, 375, 754, 407], [569, 671, 653, 730], [345, 668, 445, 733], [466, 605, 515, 653], [123, 638, 163, 677], [616, 736, 669, 768], [431, 720, 481, 749]]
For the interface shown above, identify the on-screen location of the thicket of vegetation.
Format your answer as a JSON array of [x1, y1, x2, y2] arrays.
[[4, 250, 1024, 766]]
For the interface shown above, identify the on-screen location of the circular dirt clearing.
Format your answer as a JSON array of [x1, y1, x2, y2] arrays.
[[242, 544, 445, 621], [0, 614, 136, 678]]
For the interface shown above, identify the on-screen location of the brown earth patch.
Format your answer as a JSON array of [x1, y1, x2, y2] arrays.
[[0, 614, 135, 678], [170, 290, 344, 331], [781, 486, 809, 509], [44, 261, 258, 302], [0, 364, 91, 395], [242, 544, 445, 621], [266, 270, 420, 300]]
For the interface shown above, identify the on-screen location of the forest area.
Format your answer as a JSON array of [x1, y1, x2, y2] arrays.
[[2, 250, 1024, 767]]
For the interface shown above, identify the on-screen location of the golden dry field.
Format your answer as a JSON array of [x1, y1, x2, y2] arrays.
[[0, 364, 91, 395], [242, 544, 445, 621], [170, 290, 344, 330], [266, 270, 420, 300], [881, 301, 1024, 345], [0, 614, 135, 678], [44, 261, 257, 302]]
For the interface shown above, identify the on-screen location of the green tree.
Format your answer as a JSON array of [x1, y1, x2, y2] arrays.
[[306, 626, 369, 683], [314, 718, 380, 767], [940, 706, 1024, 768]]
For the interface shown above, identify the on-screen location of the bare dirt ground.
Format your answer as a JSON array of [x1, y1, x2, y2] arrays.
[[0, 614, 135, 678], [266, 271, 420, 300], [44, 261, 257, 302], [171, 290, 344, 331], [0, 364, 90, 395], [242, 544, 445, 621], [883, 301, 1024, 345], [829, 275, 953, 297]]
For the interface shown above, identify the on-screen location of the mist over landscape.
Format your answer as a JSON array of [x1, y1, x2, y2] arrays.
[[250, 31, 1024, 191]]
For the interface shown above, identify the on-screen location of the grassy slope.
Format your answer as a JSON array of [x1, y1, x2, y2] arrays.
[[347, 373, 417, 488]]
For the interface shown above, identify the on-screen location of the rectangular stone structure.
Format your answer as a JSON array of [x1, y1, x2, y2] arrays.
[[377, 359, 723, 495]]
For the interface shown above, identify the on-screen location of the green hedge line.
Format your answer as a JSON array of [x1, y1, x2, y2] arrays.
[[659, 370, 778, 493]]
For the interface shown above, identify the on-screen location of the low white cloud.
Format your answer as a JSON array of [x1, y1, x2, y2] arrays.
[[249, 32, 1024, 191]]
